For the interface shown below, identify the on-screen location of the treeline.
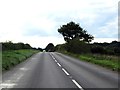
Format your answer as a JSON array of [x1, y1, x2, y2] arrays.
[[44, 43, 55, 52], [1, 41, 32, 51], [1, 41, 43, 51], [91, 41, 120, 55], [55, 40, 120, 56], [55, 21, 120, 56]]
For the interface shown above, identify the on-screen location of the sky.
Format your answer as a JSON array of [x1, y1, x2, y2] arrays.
[[0, 0, 119, 48]]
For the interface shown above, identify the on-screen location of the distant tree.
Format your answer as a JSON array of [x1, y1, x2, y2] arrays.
[[2, 41, 14, 50], [58, 21, 94, 43], [38, 47, 43, 51], [24, 43, 32, 49], [45, 43, 55, 52], [2, 41, 32, 51]]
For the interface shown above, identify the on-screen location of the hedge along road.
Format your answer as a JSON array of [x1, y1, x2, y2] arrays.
[[1, 52, 119, 89]]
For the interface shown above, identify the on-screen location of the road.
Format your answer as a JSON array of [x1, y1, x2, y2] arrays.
[[1, 52, 119, 89]]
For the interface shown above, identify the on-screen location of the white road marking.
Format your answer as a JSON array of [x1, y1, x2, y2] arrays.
[[50, 53, 83, 90], [72, 79, 83, 90], [62, 68, 70, 75], [55, 60, 57, 62], [52, 56, 54, 58], [57, 63, 61, 67], [50, 54, 56, 60], [53, 57, 56, 60]]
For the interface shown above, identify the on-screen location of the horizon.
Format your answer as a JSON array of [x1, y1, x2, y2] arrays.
[[1, 38, 118, 49]]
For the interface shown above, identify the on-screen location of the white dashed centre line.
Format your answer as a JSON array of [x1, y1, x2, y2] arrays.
[[62, 68, 70, 76], [53, 57, 56, 60], [72, 79, 83, 90], [50, 53, 83, 90], [57, 63, 62, 67], [55, 61, 57, 63], [52, 56, 54, 58]]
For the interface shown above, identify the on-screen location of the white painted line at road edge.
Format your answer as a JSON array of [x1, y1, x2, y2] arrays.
[[57, 63, 62, 67], [72, 79, 83, 90], [62, 68, 70, 76]]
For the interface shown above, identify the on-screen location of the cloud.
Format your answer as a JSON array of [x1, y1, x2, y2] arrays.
[[93, 17, 118, 38], [0, 0, 119, 48]]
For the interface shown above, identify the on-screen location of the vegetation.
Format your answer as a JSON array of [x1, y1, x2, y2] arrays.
[[2, 49, 39, 71], [2, 41, 32, 51], [1, 41, 41, 71], [55, 21, 119, 71], [58, 21, 94, 43], [45, 43, 55, 52], [91, 41, 120, 55], [59, 51, 119, 71]]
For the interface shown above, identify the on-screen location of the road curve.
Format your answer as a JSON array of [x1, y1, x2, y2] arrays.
[[1, 52, 119, 89]]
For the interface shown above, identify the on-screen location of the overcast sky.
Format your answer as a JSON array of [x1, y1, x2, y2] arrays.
[[0, 0, 119, 48]]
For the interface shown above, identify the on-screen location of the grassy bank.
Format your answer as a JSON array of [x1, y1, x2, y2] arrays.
[[2, 49, 39, 71], [60, 51, 119, 71]]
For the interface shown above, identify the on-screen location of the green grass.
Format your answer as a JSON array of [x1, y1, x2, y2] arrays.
[[0, 51, 2, 73], [59, 51, 119, 71], [2, 49, 39, 71], [79, 54, 119, 71]]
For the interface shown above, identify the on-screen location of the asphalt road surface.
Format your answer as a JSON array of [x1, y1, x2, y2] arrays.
[[1, 52, 119, 89]]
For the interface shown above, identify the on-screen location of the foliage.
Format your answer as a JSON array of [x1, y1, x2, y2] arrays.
[[58, 21, 94, 43], [60, 51, 119, 71], [2, 41, 32, 51], [79, 54, 119, 71], [2, 49, 39, 71], [37, 47, 43, 51], [64, 38, 90, 54], [91, 41, 120, 55], [45, 43, 55, 52], [55, 44, 66, 52], [91, 46, 106, 54]]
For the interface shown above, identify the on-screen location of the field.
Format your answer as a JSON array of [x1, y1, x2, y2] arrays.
[[2, 49, 39, 71], [61, 51, 119, 71]]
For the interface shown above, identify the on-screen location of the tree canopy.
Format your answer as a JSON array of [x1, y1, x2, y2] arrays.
[[2, 41, 32, 51], [58, 21, 94, 43], [45, 43, 55, 52]]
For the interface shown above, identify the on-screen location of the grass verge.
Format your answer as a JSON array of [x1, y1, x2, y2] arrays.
[[2, 49, 39, 71], [59, 51, 119, 71]]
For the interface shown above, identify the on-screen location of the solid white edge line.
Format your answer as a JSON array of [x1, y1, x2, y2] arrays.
[[72, 79, 83, 89], [62, 68, 70, 75], [57, 63, 61, 67]]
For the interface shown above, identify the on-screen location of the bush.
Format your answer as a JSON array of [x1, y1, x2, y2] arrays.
[[114, 47, 120, 55], [91, 46, 107, 54], [2, 41, 32, 51], [65, 38, 90, 54]]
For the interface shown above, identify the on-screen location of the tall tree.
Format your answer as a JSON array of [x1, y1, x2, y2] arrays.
[[58, 21, 94, 43], [45, 43, 55, 52]]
